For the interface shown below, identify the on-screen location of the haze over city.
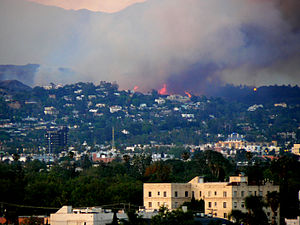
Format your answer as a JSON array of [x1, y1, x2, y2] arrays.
[[0, 0, 300, 93]]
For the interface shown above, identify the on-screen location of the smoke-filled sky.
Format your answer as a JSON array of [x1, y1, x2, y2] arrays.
[[0, 0, 299, 93], [27, 0, 146, 13]]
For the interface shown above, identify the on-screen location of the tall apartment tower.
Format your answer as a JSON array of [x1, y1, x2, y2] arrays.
[[45, 126, 68, 154]]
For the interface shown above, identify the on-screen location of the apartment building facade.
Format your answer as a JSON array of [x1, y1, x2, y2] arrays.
[[144, 174, 279, 223]]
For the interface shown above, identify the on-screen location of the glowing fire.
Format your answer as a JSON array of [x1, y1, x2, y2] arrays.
[[133, 86, 139, 92], [159, 84, 168, 95], [185, 91, 192, 98]]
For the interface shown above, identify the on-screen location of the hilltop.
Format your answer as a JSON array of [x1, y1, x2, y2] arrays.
[[0, 80, 32, 93], [0, 64, 39, 86]]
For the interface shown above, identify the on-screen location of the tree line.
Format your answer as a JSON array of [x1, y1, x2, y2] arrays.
[[0, 150, 299, 224]]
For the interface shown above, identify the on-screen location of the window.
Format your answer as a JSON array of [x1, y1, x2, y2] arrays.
[[254, 191, 257, 196], [158, 191, 160, 196], [214, 191, 217, 196], [233, 191, 237, 197], [259, 191, 263, 196], [175, 202, 178, 208], [208, 191, 211, 197], [175, 191, 178, 197], [157, 202, 160, 206], [223, 202, 227, 208], [234, 202, 237, 208], [241, 202, 245, 208], [224, 213, 227, 219], [148, 202, 152, 208], [192, 191, 195, 197], [148, 192, 152, 197], [164, 191, 167, 197], [223, 191, 227, 197], [200, 191, 202, 197], [185, 191, 189, 197], [214, 202, 217, 207], [241, 191, 244, 197], [248, 191, 252, 196], [208, 202, 212, 208]]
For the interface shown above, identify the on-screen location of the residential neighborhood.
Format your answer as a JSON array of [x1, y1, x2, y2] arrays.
[[0, 80, 299, 225]]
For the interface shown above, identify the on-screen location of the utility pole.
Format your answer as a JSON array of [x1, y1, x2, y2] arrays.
[[112, 127, 116, 152], [48, 133, 51, 163]]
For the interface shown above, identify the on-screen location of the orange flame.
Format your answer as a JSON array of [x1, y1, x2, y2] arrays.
[[133, 86, 139, 92], [185, 91, 192, 98], [159, 84, 168, 95]]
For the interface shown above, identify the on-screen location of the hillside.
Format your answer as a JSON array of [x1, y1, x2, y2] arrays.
[[0, 64, 39, 86], [0, 79, 32, 92], [0, 80, 299, 150], [208, 84, 300, 104]]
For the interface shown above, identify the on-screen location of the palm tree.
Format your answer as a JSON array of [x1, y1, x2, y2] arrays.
[[266, 191, 280, 225]]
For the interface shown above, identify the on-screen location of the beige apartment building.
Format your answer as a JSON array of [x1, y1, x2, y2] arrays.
[[144, 174, 279, 223], [292, 144, 300, 156]]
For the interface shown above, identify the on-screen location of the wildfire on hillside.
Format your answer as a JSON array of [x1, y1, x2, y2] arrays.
[[158, 84, 168, 95], [133, 86, 139, 92], [185, 91, 192, 98]]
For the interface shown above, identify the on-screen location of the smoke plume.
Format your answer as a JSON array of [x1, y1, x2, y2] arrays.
[[0, 0, 299, 94]]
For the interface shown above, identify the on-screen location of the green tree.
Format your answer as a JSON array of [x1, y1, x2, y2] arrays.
[[266, 191, 280, 225], [228, 209, 246, 225], [130, 154, 152, 179], [181, 151, 191, 161], [203, 150, 231, 181], [120, 210, 147, 225], [245, 151, 253, 165], [12, 153, 20, 161], [244, 195, 268, 225], [269, 155, 300, 219], [151, 206, 201, 225], [182, 196, 204, 213], [144, 162, 172, 182], [80, 155, 92, 169]]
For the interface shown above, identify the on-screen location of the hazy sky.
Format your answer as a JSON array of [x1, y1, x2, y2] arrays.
[[27, 0, 146, 13], [0, 0, 299, 93]]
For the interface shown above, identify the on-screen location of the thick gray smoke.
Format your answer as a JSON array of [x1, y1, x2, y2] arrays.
[[0, 0, 299, 93], [278, 0, 300, 30]]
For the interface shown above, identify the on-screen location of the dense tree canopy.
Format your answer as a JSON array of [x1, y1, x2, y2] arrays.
[[0, 151, 299, 224]]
